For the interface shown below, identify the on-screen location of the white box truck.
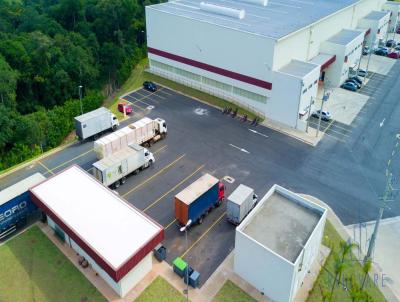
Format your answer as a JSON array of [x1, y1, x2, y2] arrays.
[[75, 107, 119, 141], [92, 143, 155, 188], [93, 117, 167, 159], [226, 184, 258, 225]]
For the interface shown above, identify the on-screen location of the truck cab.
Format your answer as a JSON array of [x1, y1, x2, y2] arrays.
[[155, 118, 167, 135], [111, 114, 119, 130], [217, 182, 225, 206], [143, 148, 155, 167]]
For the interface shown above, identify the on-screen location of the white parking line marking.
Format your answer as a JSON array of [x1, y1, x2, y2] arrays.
[[249, 129, 269, 138], [229, 144, 250, 154]]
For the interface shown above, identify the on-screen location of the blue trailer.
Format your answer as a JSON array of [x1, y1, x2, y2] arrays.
[[0, 173, 45, 239], [174, 173, 225, 225]]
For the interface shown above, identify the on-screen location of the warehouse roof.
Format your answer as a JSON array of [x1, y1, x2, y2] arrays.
[[326, 29, 364, 45], [175, 173, 219, 205], [147, 0, 358, 40], [240, 185, 326, 263], [362, 10, 389, 21], [0, 173, 45, 206], [29, 166, 163, 282]]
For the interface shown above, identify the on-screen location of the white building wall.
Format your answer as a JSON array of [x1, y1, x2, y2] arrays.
[[146, 7, 275, 88], [268, 72, 302, 128], [321, 32, 364, 86], [46, 216, 152, 297], [384, 3, 400, 32], [298, 66, 320, 119], [291, 208, 327, 299], [234, 230, 294, 302]]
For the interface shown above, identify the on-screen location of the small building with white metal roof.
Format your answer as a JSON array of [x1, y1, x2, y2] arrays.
[[145, 0, 389, 131], [234, 184, 327, 302], [29, 165, 164, 297]]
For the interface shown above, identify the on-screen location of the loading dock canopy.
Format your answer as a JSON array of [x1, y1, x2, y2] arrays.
[[29, 165, 164, 282], [279, 59, 320, 79], [326, 29, 364, 46], [309, 53, 336, 71], [362, 10, 390, 21]]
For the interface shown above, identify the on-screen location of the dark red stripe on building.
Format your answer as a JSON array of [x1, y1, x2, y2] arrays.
[[148, 47, 272, 90], [321, 55, 336, 71]]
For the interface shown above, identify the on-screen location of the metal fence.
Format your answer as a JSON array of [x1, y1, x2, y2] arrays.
[[148, 68, 266, 119]]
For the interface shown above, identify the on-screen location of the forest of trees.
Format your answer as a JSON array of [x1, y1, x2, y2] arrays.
[[0, 0, 157, 170]]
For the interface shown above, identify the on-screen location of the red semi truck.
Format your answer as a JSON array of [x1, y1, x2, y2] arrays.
[[174, 174, 225, 226]]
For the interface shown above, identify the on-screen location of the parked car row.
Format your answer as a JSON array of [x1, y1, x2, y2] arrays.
[[341, 75, 363, 92]]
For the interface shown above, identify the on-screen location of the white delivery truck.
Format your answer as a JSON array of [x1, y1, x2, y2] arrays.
[[75, 107, 119, 141], [92, 143, 155, 188], [93, 117, 167, 159], [226, 184, 258, 225]]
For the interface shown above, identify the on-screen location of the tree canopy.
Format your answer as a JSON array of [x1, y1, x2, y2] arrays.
[[0, 0, 159, 170]]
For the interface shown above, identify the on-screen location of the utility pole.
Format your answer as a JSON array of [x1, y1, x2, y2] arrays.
[[305, 96, 314, 133], [364, 134, 400, 262], [363, 37, 374, 85], [79, 85, 83, 115], [180, 219, 192, 302], [316, 83, 330, 138]]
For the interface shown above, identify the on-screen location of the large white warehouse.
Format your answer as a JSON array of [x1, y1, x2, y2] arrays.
[[146, 0, 391, 131], [29, 166, 164, 297], [234, 185, 327, 302]]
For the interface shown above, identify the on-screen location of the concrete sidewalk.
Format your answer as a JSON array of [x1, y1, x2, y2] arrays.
[[261, 119, 322, 146]]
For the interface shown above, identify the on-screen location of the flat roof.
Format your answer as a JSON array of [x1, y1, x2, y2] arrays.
[[279, 60, 319, 78], [240, 186, 323, 263], [363, 10, 389, 21], [175, 173, 218, 205], [29, 166, 163, 282], [147, 0, 358, 40], [0, 173, 46, 206], [327, 29, 364, 45]]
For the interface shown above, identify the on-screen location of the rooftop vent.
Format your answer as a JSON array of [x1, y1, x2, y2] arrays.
[[200, 2, 246, 19], [240, 0, 268, 6]]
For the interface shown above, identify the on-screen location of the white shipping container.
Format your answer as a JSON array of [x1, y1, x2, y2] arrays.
[[92, 144, 153, 187], [94, 117, 158, 159], [227, 184, 256, 225]]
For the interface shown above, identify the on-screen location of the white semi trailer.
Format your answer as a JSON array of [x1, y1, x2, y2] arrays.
[[226, 184, 258, 225], [74, 107, 119, 141], [92, 143, 155, 188], [93, 117, 167, 159]]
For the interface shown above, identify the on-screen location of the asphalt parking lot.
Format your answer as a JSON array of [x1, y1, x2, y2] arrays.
[[1, 59, 400, 288]]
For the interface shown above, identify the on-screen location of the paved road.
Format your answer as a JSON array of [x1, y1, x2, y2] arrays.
[[1, 60, 400, 286]]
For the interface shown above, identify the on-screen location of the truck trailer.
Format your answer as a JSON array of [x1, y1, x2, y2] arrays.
[[175, 174, 225, 226], [0, 173, 46, 239], [93, 117, 167, 159], [75, 107, 119, 141], [92, 143, 155, 188], [226, 184, 258, 225]]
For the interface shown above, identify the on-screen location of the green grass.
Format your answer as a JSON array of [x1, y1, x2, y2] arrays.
[[0, 226, 106, 302], [134, 276, 186, 302], [106, 58, 262, 121], [306, 220, 387, 302], [212, 280, 256, 302]]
